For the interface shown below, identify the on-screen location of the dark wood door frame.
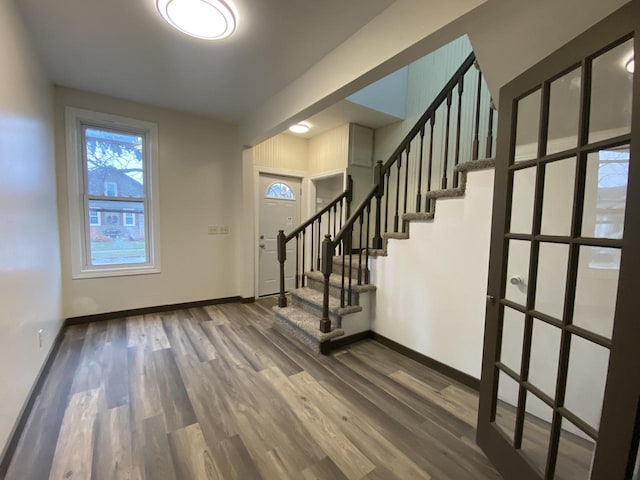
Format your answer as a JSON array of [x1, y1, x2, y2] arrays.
[[478, 2, 640, 479]]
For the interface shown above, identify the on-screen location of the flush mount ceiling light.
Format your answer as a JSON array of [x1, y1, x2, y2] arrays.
[[626, 58, 635, 74], [289, 123, 310, 134], [157, 0, 237, 40]]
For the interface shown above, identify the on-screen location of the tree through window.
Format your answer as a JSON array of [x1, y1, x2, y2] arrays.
[[266, 182, 295, 200]]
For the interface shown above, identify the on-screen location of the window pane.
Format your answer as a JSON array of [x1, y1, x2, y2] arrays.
[[547, 67, 582, 154], [510, 167, 536, 234], [589, 39, 634, 143], [85, 127, 144, 198], [582, 146, 629, 239], [554, 417, 596, 480], [535, 243, 569, 320], [564, 335, 609, 431], [266, 182, 295, 200], [515, 90, 541, 162], [573, 246, 620, 339], [505, 240, 530, 307], [500, 307, 525, 373], [521, 391, 553, 476], [528, 319, 561, 399], [541, 158, 576, 236], [494, 370, 519, 443], [88, 200, 146, 265]]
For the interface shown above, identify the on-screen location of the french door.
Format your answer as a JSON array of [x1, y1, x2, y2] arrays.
[[478, 2, 640, 479]]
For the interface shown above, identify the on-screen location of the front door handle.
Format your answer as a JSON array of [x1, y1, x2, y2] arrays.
[[260, 243, 265, 248]]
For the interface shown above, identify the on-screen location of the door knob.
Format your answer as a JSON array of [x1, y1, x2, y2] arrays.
[[259, 243, 265, 248]]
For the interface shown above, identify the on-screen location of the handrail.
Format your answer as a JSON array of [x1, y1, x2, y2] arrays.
[[381, 52, 476, 174], [333, 185, 377, 245], [285, 184, 350, 242]]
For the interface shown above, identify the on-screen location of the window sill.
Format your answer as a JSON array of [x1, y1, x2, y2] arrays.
[[72, 265, 161, 280]]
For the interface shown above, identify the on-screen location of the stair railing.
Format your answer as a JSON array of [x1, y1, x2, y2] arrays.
[[276, 175, 353, 308], [317, 51, 497, 334]]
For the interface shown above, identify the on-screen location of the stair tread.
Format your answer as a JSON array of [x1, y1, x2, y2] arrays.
[[273, 305, 344, 342], [383, 232, 409, 240], [305, 271, 376, 293], [402, 212, 434, 221], [291, 287, 363, 316], [332, 255, 368, 266]]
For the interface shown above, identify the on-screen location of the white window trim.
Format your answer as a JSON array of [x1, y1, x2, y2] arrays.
[[66, 107, 161, 278], [89, 209, 101, 226], [123, 210, 136, 227]]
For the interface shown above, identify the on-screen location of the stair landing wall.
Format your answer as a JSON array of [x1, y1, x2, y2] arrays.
[[370, 168, 495, 380]]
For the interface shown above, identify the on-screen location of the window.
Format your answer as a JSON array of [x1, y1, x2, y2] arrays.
[[89, 209, 101, 226], [266, 181, 295, 200], [124, 211, 136, 226], [66, 108, 160, 278]]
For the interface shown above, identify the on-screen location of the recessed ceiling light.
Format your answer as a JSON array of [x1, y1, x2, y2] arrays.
[[625, 58, 635, 74], [289, 124, 310, 134], [157, 0, 237, 40]]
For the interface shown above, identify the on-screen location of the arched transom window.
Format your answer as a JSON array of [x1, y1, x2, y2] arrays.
[[265, 182, 295, 200]]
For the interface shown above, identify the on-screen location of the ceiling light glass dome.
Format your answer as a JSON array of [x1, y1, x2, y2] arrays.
[[157, 0, 237, 40]]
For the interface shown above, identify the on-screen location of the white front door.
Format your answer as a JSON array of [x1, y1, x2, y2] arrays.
[[258, 174, 301, 297]]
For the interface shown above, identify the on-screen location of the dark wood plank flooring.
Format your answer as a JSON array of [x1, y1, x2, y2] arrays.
[[5, 298, 503, 480]]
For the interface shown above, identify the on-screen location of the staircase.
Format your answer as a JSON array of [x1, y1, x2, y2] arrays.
[[272, 51, 497, 354]]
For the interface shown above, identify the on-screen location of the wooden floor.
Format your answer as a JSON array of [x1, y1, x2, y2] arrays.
[[5, 298, 502, 480]]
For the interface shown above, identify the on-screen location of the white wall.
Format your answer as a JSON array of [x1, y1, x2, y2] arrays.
[[371, 169, 494, 378], [55, 87, 242, 317], [0, 0, 61, 455]]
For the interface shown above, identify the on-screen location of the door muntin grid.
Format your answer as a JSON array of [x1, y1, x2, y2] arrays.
[[491, 35, 633, 479]]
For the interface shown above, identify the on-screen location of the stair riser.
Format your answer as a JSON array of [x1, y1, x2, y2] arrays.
[[331, 261, 369, 280], [306, 277, 360, 305], [290, 294, 341, 327], [273, 314, 323, 353]]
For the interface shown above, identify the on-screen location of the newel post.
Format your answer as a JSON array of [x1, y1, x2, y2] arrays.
[[373, 160, 384, 249], [320, 234, 333, 333], [277, 230, 287, 307]]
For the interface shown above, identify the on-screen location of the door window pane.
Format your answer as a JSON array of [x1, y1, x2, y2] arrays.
[[564, 335, 610, 431], [582, 145, 629, 239], [500, 307, 526, 373], [521, 391, 553, 476], [535, 243, 569, 319], [506, 240, 530, 306], [554, 417, 596, 480], [528, 319, 561, 399], [510, 167, 537, 234], [547, 67, 582, 154], [573, 246, 620, 339], [515, 90, 542, 162], [589, 39, 634, 143], [495, 370, 520, 443], [85, 127, 144, 198], [541, 158, 576, 236]]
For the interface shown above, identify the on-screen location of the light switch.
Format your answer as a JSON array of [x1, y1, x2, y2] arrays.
[[208, 225, 219, 235], [220, 225, 229, 234]]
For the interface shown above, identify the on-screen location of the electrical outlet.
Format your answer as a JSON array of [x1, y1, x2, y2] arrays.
[[220, 225, 229, 234], [208, 225, 219, 235], [37, 329, 44, 348]]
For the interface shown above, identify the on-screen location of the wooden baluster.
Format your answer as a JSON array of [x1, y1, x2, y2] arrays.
[[373, 160, 384, 249], [301, 229, 306, 287], [347, 228, 353, 306], [358, 213, 364, 285], [338, 198, 343, 255], [333, 204, 337, 240], [486, 101, 495, 158], [295, 234, 300, 289], [442, 91, 453, 190], [403, 145, 410, 222], [472, 67, 482, 161], [416, 127, 425, 213], [341, 237, 346, 308], [365, 203, 371, 283], [277, 230, 287, 307], [426, 115, 435, 213], [384, 169, 391, 233], [317, 217, 321, 270], [394, 155, 401, 232], [453, 75, 464, 188]]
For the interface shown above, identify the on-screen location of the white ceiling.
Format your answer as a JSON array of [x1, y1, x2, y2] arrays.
[[17, 0, 394, 123]]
